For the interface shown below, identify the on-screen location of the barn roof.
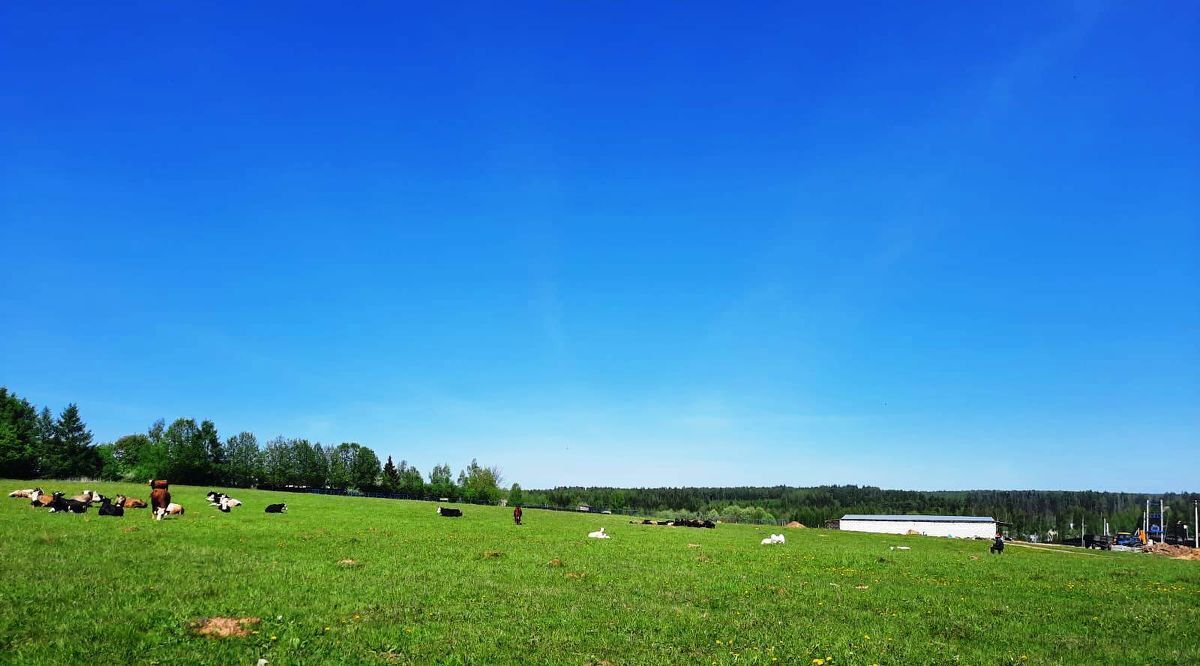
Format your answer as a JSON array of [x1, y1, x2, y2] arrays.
[[840, 514, 996, 523]]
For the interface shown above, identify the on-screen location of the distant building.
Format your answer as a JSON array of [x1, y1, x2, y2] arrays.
[[839, 514, 997, 539], [577, 504, 592, 512]]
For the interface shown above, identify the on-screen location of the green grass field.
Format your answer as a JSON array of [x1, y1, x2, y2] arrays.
[[1, 481, 1197, 665]]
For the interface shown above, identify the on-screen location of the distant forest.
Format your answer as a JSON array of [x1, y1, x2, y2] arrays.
[[525, 486, 1199, 539]]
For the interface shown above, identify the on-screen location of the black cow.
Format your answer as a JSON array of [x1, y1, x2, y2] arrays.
[[990, 536, 1005, 554], [97, 497, 124, 517], [437, 507, 462, 517], [264, 503, 287, 513]]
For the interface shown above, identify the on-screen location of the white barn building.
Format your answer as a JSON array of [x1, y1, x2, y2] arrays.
[[839, 514, 997, 539]]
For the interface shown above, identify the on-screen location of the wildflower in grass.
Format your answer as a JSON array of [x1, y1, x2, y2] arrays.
[[270, 635, 277, 641], [813, 659, 824, 665]]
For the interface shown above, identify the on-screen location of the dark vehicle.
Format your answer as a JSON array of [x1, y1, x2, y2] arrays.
[[1082, 534, 1113, 550], [1114, 532, 1141, 547]]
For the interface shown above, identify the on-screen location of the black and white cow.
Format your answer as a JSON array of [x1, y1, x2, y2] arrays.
[[436, 506, 462, 517], [47, 492, 88, 514], [264, 503, 287, 513], [97, 497, 124, 517]]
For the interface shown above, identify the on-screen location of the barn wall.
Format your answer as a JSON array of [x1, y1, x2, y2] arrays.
[[840, 519, 996, 539]]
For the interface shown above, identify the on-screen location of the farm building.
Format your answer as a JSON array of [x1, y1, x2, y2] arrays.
[[839, 514, 998, 539]]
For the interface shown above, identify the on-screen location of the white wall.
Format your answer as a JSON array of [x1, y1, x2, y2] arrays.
[[840, 519, 996, 539]]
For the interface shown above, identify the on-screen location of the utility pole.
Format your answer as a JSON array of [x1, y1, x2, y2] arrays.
[[1160, 499, 1165, 543], [1146, 499, 1150, 541], [1194, 500, 1198, 549]]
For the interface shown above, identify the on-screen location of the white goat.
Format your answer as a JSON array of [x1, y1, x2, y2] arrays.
[[587, 527, 610, 539], [760, 533, 786, 545]]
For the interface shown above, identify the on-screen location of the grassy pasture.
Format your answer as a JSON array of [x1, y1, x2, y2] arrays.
[[1, 481, 1197, 665]]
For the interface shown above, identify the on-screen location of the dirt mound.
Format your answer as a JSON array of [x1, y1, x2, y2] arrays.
[[905, 529, 921, 536], [786, 521, 805, 529], [190, 617, 260, 638], [1143, 543, 1200, 560]]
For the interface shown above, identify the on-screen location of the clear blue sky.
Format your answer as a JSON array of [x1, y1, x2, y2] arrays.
[[2, 2, 1196, 492]]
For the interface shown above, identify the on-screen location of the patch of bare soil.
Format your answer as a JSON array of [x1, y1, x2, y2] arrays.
[[1143, 543, 1200, 560], [191, 617, 261, 638], [337, 558, 360, 567]]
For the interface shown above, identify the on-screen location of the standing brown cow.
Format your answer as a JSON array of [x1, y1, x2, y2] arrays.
[[149, 480, 171, 520]]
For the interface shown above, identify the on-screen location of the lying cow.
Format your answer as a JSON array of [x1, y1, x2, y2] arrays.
[[72, 490, 100, 505], [97, 497, 124, 517], [30, 490, 56, 507], [118, 495, 147, 509], [162, 503, 185, 517], [8, 487, 38, 498], [587, 527, 610, 539], [207, 492, 243, 512], [264, 503, 287, 513], [47, 493, 88, 514], [436, 506, 462, 517]]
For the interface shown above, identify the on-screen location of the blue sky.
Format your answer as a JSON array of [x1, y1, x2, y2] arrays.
[[2, 2, 1197, 491]]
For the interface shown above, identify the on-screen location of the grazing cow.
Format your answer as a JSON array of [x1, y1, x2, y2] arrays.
[[587, 527, 610, 539], [119, 496, 147, 509], [264, 503, 287, 513], [98, 497, 124, 517], [513, 506, 523, 525], [437, 507, 462, 517], [149, 480, 172, 520], [8, 488, 38, 498]]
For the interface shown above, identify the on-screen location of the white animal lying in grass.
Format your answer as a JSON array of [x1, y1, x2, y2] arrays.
[[587, 527, 610, 539], [760, 533, 786, 545]]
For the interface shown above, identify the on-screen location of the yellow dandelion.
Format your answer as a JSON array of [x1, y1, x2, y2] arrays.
[[270, 635, 278, 641], [813, 660, 824, 665]]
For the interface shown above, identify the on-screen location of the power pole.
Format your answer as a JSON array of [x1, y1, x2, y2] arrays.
[[1146, 499, 1150, 541], [1194, 500, 1198, 549]]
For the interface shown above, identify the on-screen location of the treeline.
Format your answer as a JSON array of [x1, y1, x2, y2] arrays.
[[0, 388, 506, 504], [527, 485, 1200, 538]]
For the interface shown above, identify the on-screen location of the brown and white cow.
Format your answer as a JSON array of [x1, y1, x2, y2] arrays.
[[149, 480, 172, 520]]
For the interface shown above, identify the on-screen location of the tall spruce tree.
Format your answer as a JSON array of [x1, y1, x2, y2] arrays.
[[55, 403, 98, 478], [382, 456, 400, 492]]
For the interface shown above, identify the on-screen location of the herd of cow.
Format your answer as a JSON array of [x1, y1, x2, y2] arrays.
[[7, 481, 287, 519]]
